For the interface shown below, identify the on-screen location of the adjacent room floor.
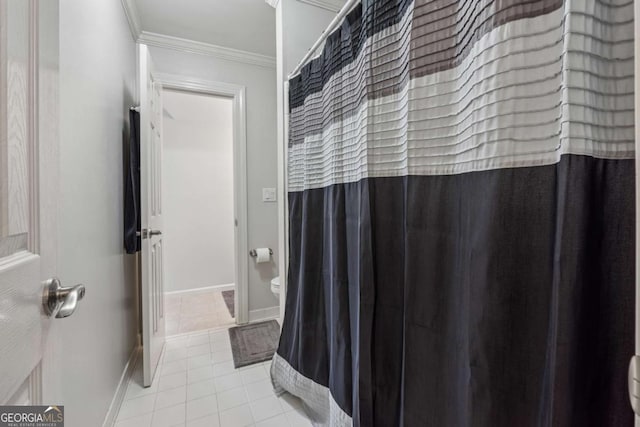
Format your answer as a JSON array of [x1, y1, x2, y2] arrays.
[[165, 290, 236, 335], [115, 325, 311, 427]]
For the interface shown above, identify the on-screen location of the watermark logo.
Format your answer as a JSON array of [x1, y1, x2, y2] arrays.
[[0, 405, 64, 427]]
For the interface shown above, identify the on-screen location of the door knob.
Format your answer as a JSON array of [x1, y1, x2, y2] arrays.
[[42, 278, 86, 318]]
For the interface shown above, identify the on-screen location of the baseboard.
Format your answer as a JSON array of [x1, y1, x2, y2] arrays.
[[165, 283, 234, 296], [102, 346, 140, 427], [248, 306, 280, 323]]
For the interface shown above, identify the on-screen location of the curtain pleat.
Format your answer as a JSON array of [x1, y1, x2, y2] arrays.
[[272, 1, 636, 425]]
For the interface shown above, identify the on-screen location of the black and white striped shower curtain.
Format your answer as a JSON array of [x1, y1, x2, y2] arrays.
[[271, 0, 636, 425]]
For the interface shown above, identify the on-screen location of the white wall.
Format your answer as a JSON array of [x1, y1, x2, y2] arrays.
[[149, 47, 279, 312], [281, 0, 337, 74], [59, 1, 137, 426], [163, 90, 235, 292]]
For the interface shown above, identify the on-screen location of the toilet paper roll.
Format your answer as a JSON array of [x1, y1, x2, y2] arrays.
[[255, 248, 271, 263]]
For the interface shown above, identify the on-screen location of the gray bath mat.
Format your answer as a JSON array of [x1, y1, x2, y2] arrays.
[[222, 290, 235, 317], [229, 320, 280, 368]]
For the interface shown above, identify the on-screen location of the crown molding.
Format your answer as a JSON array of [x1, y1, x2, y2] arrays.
[[137, 31, 277, 68], [120, 0, 142, 41], [297, 0, 344, 13], [119, 1, 276, 68], [268, 0, 342, 10]]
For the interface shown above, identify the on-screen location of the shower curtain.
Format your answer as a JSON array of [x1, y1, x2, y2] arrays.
[[271, 0, 636, 425]]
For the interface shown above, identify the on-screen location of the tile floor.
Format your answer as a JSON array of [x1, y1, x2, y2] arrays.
[[165, 290, 236, 335], [115, 325, 312, 427]]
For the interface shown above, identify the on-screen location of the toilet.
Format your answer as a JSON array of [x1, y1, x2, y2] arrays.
[[270, 276, 280, 297]]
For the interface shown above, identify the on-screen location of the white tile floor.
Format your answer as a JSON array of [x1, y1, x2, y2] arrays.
[[116, 325, 312, 427], [165, 290, 236, 335]]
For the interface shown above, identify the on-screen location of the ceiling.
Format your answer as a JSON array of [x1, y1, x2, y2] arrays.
[[134, 0, 277, 57]]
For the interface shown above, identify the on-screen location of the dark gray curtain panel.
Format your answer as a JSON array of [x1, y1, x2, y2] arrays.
[[271, 0, 636, 425]]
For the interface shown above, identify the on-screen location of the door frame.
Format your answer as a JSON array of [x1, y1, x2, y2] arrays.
[[155, 72, 249, 324]]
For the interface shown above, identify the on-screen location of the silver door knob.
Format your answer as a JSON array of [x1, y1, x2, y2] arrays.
[[42, 278, 86, 318]]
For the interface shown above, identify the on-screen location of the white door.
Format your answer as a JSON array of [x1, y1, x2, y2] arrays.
[[139, 44, 166, 387], [0, 0, 78, 406]]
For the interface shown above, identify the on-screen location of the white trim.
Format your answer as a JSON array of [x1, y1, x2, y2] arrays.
[[120, 0, 142, 41], [138, 32, 276, 69], [164, 283, 235, 296], [265, 0, 280, 8], [297, 0, 344, 13], [102, 347, 140, 427], [154, 71, 250, 325], [248, 306, 280, 323], [120, 1, 276, 68]]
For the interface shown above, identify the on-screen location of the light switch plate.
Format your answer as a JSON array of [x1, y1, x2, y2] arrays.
[[262, 187, 277, 202]]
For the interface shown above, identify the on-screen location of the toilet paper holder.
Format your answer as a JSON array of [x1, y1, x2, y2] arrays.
[[249, 248, 273, 257]]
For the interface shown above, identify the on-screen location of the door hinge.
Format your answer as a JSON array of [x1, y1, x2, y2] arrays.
[[138, 229, 162, 239]]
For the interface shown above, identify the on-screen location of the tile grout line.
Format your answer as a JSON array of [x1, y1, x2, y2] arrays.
[[118, 322, 310, 427]]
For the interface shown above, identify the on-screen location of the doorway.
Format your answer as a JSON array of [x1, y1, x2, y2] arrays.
[[162, 89, 237, 334], [152, 75, 249, 337]]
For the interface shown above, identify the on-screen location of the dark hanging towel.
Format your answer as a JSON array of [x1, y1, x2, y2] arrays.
[[124, 109, 141, 254]]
